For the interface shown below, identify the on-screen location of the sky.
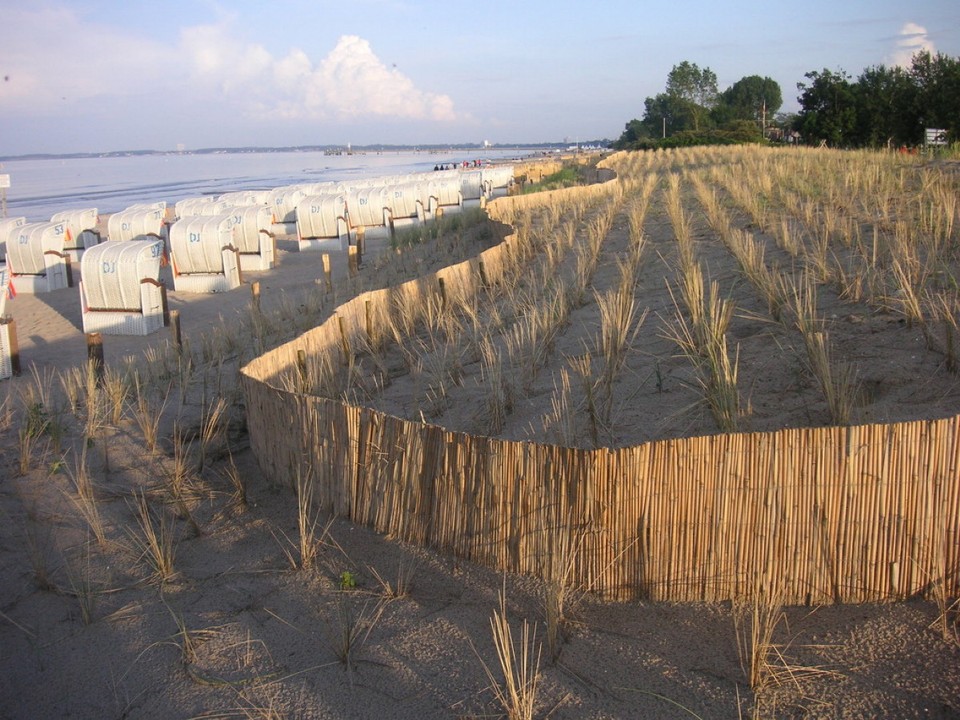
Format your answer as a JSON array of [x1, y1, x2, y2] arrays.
[[0, 0, 957, 155]]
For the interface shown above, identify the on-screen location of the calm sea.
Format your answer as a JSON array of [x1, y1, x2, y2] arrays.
[[0, 148, 536, 222]]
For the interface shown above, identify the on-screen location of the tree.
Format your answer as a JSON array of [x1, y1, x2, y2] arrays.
[[796, 69, 857, 146], [715, 75, 782, 129], [665, 61, 718, 131], [909, 51, 960, 141], [852, 65, 918, 147]]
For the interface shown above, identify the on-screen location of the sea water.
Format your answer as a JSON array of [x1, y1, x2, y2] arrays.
[[0, 148, 535, 221]]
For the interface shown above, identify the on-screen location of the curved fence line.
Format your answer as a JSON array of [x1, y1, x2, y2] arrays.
[[240, 155, 960, 603]]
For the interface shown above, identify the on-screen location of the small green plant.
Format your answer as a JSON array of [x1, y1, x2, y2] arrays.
[[339, 570, 357, 591]]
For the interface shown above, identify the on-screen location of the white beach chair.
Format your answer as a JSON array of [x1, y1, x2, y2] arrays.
[[50, 207, 100, 262], [227, 205, 276, 270], [345, 186, 391, 239], [79, 240, 167, 336], [481, 166, 515, 198], [268, 186, 308, 236], [291, 194, 349, 252], [107, 207, 166, 242], [5, 221, 73, 293], [383, 182, 426, 231], [0, 216, 27, 263], [168, 214, 242, 293]]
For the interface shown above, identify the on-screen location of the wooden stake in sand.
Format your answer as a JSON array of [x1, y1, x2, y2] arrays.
[[356, 227, 364, 267], [86, 332, 104, 386], [337, 314, 351, 365], [322, 253, 332, 292], [251, 280, 261, 313], [297, 349, 308, 392], [170, 309, 182, 352], [348, 246, 359, 278]]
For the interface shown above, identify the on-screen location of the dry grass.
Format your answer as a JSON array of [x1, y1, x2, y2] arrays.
[[127, 490, 178, 584], [477, 589, 542, 720]]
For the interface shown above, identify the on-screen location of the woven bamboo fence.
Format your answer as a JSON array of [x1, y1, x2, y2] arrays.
[[239, 162, 960, 604]]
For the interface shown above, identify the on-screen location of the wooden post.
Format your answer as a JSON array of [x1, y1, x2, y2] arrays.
[[356, 228, 364, 267], [160, 284, 170, 327], [437, 276, 447, 309], [170, 309, 182, 352], [251, 280, 261, 313], [322, 253, 332, 291], [337, 314, 351, 364], [86, 332, 105, 386], [64, 255, 74, 288], [348, 246, 359, 278], [478, 260, 489, 289], [297, 349, 308, 392], [365, 299, 373, 343]]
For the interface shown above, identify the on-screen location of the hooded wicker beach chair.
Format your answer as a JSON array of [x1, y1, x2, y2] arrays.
[[5, 221, 73, 293], [50, 207, 100, 262], [168, 214, 242, 293], [79, 239, 167, 335], [291, 194, 350, 252]]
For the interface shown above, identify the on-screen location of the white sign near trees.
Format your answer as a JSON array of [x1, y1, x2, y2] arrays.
[[925, 128, 948, 146]]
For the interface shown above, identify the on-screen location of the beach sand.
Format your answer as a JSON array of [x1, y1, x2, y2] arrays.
[[0, 205, 958, 719]]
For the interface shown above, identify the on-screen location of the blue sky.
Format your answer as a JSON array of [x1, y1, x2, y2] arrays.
[[1, 0, 957, 154]]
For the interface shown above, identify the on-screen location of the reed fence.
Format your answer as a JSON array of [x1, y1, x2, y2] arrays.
[[239, 156, 960, 604]]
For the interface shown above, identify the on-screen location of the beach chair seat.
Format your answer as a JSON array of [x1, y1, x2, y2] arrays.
[[79, 240, 167, 336], [168, 214, 242, 293]]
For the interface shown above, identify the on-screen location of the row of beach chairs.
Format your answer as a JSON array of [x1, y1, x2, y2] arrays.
[[0, 165, 514, 378]]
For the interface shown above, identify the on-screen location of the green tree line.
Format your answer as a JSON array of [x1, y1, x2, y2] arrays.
[[614, 51, 960, 150], [796, 51, 960, 147], [614, 61, 782, 149]]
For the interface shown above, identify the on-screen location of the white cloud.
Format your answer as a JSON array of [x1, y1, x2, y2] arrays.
[[888, 22, 936, 68], [0, 5, 174, 111], [180, 27, 459, 122]]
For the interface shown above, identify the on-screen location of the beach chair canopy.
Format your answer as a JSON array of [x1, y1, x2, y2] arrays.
[[383, 182, 423, 221], [6, 221, 67, 275], [0, 217, 27, 259], [226, 205, 273, 253], [429, 175, 463, 207], [169, 215, 236, 274], [218, 190, 271, 207], [268, 186, 308, 224], [80, 240, 163, 312], [50, 208, 98, 244], [107, 208, 165, 242], [125, 201, 167, 213], [482, 166, 515, 192], [460, 170, 483, 200], [296, 194, 348, 239], [345, 186, 389, 228], [176, 197, 233, 219]]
